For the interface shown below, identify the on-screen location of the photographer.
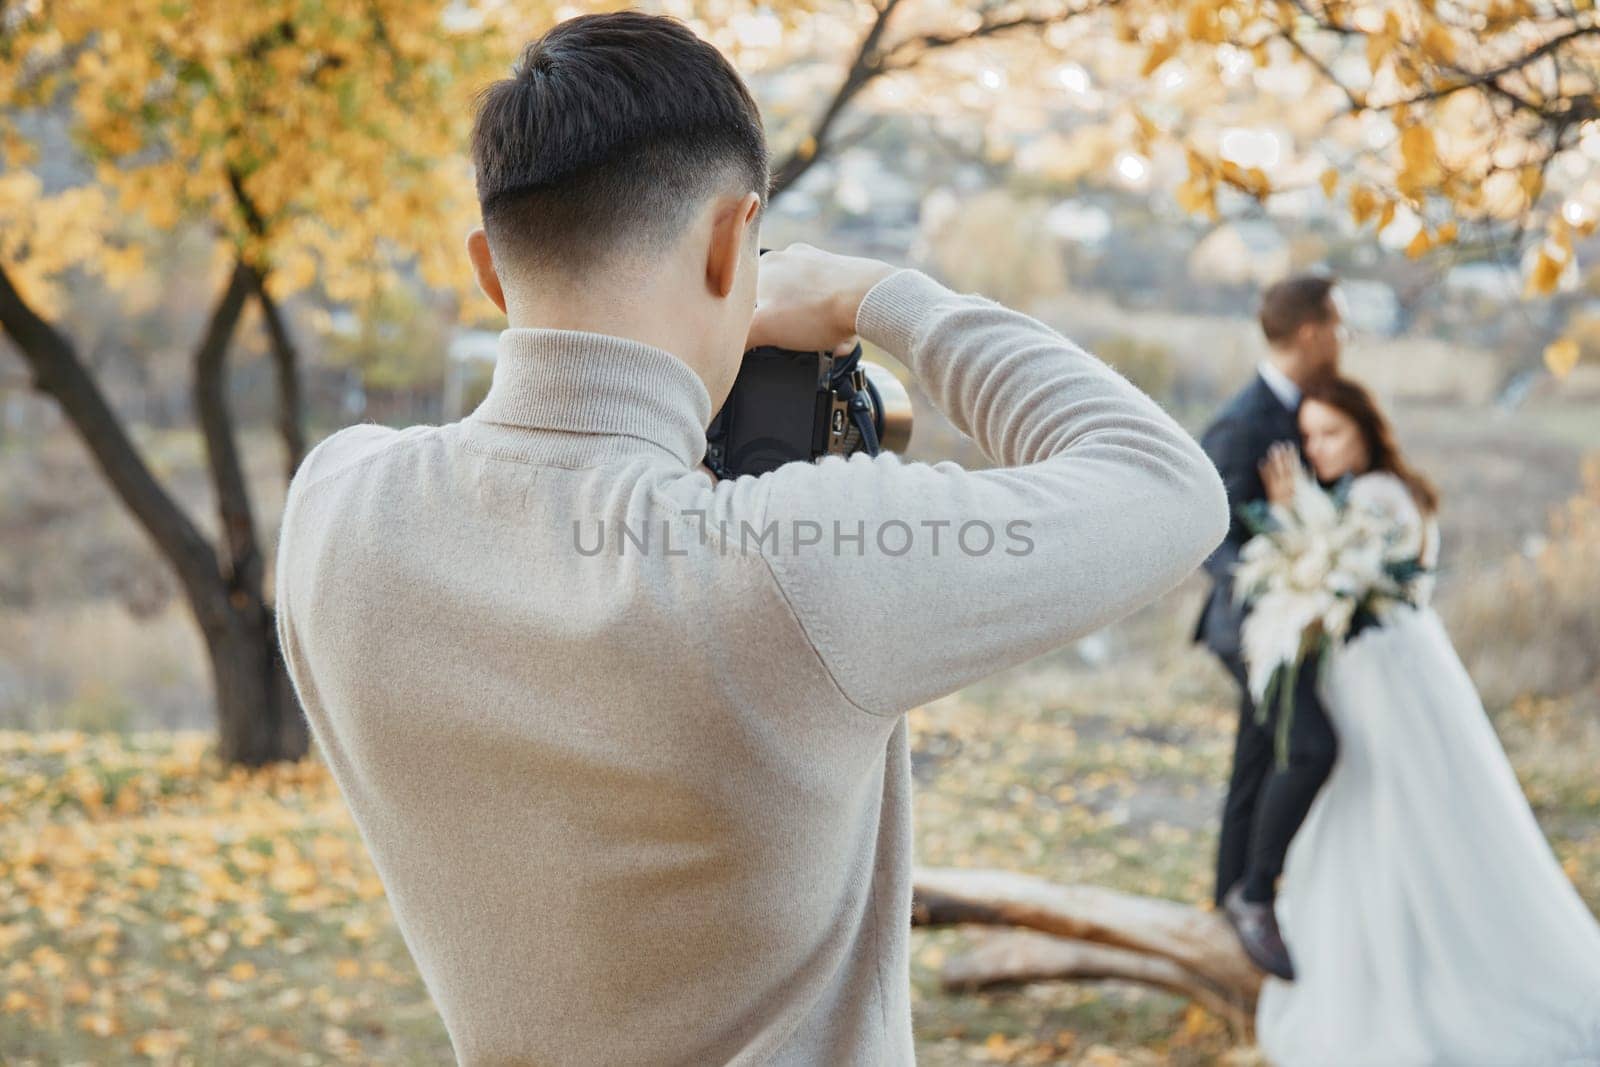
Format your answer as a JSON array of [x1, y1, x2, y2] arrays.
[[274, 11, 1228, 1066]]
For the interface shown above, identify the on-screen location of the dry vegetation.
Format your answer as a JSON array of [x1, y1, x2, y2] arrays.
[[1444, 456, 1600, 709]]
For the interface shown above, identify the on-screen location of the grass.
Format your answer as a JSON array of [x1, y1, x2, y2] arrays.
[[5, 663, 1597, 1066]]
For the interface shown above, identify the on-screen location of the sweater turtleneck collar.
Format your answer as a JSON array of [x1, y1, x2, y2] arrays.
[[465, 327, 714, 469]]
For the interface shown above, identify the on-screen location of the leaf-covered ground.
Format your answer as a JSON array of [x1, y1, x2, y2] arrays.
[[3, 679, 1597, 1065]]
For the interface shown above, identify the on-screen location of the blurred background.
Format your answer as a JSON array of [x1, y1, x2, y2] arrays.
[[2, 1, 1597, 1063]]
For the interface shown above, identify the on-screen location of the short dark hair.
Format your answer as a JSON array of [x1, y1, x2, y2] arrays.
[[1258, 274, 1336, 346], [470, 11, 770, 276]]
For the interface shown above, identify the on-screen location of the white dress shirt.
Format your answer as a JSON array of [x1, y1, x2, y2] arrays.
[[1258, 359, 1302, 412]]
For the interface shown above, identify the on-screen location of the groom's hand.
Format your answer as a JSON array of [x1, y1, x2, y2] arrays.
[[746, 243, 897, 356]]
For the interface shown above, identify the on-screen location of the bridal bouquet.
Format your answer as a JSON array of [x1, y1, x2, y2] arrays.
[[1233, 471, 1430, 761]]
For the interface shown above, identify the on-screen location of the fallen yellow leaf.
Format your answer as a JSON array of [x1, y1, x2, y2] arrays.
[[1545, 338, 1580, 379]]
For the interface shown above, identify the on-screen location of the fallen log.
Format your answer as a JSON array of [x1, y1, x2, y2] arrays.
[[911, 867, 1262, 1028]]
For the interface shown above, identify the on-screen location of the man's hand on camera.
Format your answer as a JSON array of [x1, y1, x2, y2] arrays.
[[746, 243, 897, 356]]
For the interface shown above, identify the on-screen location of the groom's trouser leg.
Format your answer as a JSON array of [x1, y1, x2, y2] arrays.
[[1241, 654, 1338, 903], [1214, 652, 1272, 907]]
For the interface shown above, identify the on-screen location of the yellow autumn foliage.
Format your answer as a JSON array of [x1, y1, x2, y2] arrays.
[[0, 731, 424, 1062], [1, 0, 1591, 312], [0, 0, 604, 315]]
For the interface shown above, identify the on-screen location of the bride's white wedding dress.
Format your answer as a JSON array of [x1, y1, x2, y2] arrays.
[[1256, 472, 1600, 1067]]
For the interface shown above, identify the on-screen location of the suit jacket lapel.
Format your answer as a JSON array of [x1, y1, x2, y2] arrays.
[[1249, 372, 1300, 440]]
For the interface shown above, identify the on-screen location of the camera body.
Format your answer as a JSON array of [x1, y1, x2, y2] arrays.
[[701, 248, 913, 480], [703, 344, 912, 479]]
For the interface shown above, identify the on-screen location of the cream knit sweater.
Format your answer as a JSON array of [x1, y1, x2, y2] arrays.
[[274, 267, 1229, 1066]]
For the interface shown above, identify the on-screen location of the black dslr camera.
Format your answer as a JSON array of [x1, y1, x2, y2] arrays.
[[702, 248, 913, 479]]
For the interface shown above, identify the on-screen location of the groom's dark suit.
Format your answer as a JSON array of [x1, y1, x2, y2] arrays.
[[1197, 371, 1338, 906]]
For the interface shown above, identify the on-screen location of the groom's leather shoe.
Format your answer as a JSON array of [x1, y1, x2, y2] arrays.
[[1222, 883, 1296, 981]]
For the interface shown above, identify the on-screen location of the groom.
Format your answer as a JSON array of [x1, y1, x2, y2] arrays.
[[1195, 274, 1345, 981]]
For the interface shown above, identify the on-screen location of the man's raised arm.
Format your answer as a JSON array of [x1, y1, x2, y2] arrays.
[[737, 261, 1229, 719]]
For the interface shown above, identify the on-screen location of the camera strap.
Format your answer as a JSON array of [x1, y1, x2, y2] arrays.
[[829, 345, 882, 455]]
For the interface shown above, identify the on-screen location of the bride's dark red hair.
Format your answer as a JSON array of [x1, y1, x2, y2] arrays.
[[1301, 375, 1440, 515]]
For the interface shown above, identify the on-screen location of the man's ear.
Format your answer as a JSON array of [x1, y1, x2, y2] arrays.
[[466, 228, 507, 314], [705, 191, 762, 299]]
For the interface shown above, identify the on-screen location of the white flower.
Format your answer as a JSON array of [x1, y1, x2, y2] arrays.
[[1241, 588, 1326, 701], [1290, 476, 1340, 530], [1384, 521, 1424, 563], [1320, 595, 1357, 639], [1234, 474, 1429, 701], [1289, 538, 1334, 591], [1330, 537, 1384, 593]]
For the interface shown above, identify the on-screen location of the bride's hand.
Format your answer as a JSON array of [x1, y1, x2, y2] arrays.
[[1260, 442, 1300, 505]]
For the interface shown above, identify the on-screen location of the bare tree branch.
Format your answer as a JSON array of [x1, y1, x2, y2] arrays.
[[878, 0, 1119, 70], [912, 867, 1262, 1005], [251, 276, 307, 484], [939, 929, 1254, 1030], [1282, 4, 1597, 119], [769, 0, 905, 201], [0, 262, 226, 620], [769, 0, 1118, 201], [228, 167, 306, 484], [192, 261, 264, 596]]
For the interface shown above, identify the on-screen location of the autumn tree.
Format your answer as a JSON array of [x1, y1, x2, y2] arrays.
[[1082, 0, 1597, 368], [0, 0, 1154, 766], [1171, 0, 1598, 262], [0, 0, 533, 763], [710, 0, 1595, 367]]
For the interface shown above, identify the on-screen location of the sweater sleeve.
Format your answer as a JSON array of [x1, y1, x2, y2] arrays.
[[750, 268, 1230, 718]]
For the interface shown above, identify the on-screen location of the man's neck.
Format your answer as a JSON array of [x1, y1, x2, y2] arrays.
[[1262, 351, 1310, 389], [1258, 355, 1304, 411], [505, 291, 720, 402]]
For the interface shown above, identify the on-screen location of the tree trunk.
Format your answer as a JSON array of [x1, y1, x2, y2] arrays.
[[194, 264, 266, 593], [937, 929, 1255, 1031], [251, 274, 307, 484], [191, 261, 310, 765], [203, 594, 309, 766], [228, 171, 306, 486], [0, 261, 308, 765], [912, 867, 1261, 1028]]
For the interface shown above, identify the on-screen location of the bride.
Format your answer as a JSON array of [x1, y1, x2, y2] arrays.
[[1250, 375, 1600, 1066]]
